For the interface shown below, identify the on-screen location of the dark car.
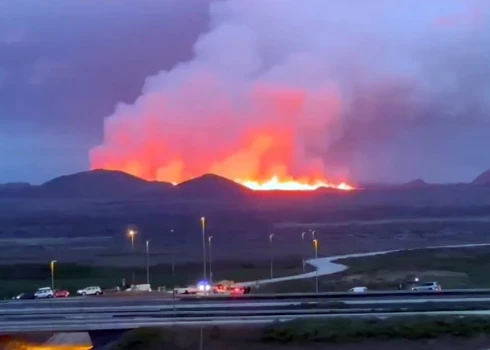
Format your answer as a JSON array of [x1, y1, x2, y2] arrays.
[[13, 292, 35, 300]]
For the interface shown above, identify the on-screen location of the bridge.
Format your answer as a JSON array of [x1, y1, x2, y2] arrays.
[[4, 291, 490, 348]]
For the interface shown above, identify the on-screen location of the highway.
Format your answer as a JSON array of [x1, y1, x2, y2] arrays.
[[4, 311, 490, 334], [2, 291, 490, 333], [4, 289, 490, 310]]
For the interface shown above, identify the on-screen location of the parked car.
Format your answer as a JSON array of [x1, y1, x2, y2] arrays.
[[103, 286, 121, 294], [34, 287, 54, 299], [411, 282, 441, 291], [125, 284, 152, 292], [348, 286, 368, 293], [174, 281, 211, 295], [54, 289, 70, 298], [13, 292, 35, 300], [76, 286, 102, 296], [214, 281, 251, 295]]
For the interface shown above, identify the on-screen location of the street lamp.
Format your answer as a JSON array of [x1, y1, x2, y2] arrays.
[[269, 233, 275, 279], [310, 229, 316, 240], [50, 260, 57, 290], [208, 236, 213, 283], [128, 229, 136, 285], [301, 231, 306, 272], [146, 240, 150, 285], [170, 229, 175, 276], [313, 239, 319, 293], [201, 217, 207, 281]]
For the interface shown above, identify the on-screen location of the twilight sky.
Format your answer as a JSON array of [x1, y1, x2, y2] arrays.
[[1, 0, 490, 184]]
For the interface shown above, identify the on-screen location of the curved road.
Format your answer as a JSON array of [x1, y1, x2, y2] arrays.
[[237, 243, 490, 286]]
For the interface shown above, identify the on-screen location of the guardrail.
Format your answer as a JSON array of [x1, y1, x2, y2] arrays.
[[4, 310, 490, 334], [179, 289, 490, 301], [3, 296, 490, 316]]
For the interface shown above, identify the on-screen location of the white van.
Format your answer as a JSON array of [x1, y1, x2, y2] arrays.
[[126, 284, 152, 292], [348, 286, 368, 293]]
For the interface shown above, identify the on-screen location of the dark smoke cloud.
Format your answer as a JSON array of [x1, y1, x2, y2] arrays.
[[91, 0, 490, 184]]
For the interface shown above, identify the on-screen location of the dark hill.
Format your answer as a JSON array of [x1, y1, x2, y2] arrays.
[[177, 173, 251, 197], [40, 169, 174, 197], [403, 178, 431, 188], [0, 182, 31, 190], [0, 182, 33, 195], [472, 169, 490, 185]]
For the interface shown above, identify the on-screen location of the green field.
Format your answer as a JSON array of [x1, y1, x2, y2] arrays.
[[256, 245, 490, 293], [0, 258, 306, 297], [4, 245, 490, 297], [110, 316, 490, 349]]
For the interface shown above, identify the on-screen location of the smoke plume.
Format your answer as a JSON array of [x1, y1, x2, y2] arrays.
[[90, 0, 490, 184]]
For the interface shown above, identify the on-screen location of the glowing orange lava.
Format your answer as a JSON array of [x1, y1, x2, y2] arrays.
[[237, 175, 354, 191], [25, 346, 91, 350]]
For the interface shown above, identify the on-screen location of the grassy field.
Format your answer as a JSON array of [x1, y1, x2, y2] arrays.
[[3, 244, 490, 297], [255, 245, 490, 293], [0, 258, 305, 297], [108, 316, 490, 349]]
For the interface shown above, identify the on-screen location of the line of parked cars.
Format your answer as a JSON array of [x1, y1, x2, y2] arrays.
[[12, 286, 102, 300], [348, 281, 442, 293]]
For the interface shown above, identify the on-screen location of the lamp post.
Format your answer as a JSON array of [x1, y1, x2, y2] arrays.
[[269, 233, 275, 279], [170, 229, 175, 276], [50, 260, 57, 290], [301, 231, 306, 272], [208, 236, 213, 283], [128, 229, 136, 285], [201, 217, 207, 281], [146, 240, 150, 285], [313, 239, 319, 293]]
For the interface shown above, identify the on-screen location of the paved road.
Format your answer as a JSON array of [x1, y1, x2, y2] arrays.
[[44, 332, 92, 350], [4, 292, 490, 311], [4, 310, 490, 334], [1, 296, 490, 321], [237, 243, 490, 286], [2, 294, 490, 334]]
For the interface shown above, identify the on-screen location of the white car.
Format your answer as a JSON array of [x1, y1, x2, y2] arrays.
[[174, 281, 211, 295], [349, 286, 368, 293], [411, 282, 441, 291], [77, 286, 102, 296], [34, 287, 54, 299]]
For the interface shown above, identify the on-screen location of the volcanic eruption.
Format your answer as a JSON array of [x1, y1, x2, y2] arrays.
[[89, 0, 358, 191], [91, 0, 484, 190], [89, 81, 353, 190]]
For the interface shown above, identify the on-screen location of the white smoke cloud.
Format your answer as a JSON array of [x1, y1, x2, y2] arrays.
[[91, 0, 490, 184]]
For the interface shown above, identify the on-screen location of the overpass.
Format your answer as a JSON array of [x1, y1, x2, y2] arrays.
[[3, 290, 490, 333], [3, 291, 490, 348]]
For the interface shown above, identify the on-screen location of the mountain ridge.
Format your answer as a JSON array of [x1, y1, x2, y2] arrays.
[[1, 168, 490, 198]]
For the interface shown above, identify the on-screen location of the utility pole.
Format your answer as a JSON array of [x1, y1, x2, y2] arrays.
[[269, 233, 275, 279], [313, 239, 319, 293], [146, 240, 150, 285], [170, 229, 175, 276], [301, 231, 306, 272], [128, 230, 136, 286], [201, 217, 207, 281], [50, 260, 57, 290], [208, 236, 213, 283]]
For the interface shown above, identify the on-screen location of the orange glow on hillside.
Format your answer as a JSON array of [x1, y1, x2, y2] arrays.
[[26, 346, 91, 350], [238, 175, 353, 191]]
